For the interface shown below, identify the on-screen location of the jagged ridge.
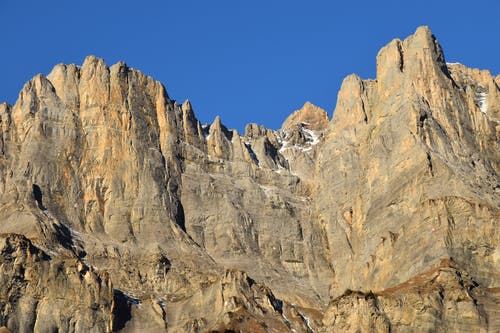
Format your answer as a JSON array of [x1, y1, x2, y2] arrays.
[[0, 26, 498, 333]]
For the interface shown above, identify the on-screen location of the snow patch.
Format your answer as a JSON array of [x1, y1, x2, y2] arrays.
[[302, 128, 319, 146], [279, 143, 289, 153], [202, 124, 210, 140], [278, 126, 320, 153], [299, 313, 315, 332], [114, 290, 141, 305], [477, 91, 488, 114], [274, 163, 290, 175], [277, 129, 289, 153]]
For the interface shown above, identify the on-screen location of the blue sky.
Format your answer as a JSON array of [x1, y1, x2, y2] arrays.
[[1, 0, 499, 131]]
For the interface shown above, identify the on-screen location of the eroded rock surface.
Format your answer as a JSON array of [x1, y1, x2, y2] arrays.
[[0, 234, 114, 333], [0, 26, 498, 332]]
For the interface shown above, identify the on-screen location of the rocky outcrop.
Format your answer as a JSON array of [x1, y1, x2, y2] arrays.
[[0, 233, 114, 333], [314, 25, 499, 295], [281, 101, 329, 131], [321, 259, 497, 332], [0, 53, 330, 332], [0, 26, 497, 332]]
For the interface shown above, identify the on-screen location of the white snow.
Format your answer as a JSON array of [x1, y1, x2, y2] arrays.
[[300, 314, 315, 332], [477, 92, 488, 114], [279, 141, 289, 153], [202, 124, 210, 140], [113, 290, 142, 307], [121, 291, 141, 305], [446, 62, 463, 66], [275, 163, 289, 175], [302, 128, 320, 146], [277, 129, 289, 153], [278, 127, 320, 153]]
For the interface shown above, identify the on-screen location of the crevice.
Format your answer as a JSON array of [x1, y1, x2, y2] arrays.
[[111, 290, 134, 331], [426, 152, 434, 176], [397, 41, 405, 72], [344, 232, 354, 255], [418, 109, 428, 128], [32, 184, 46, 210], [267, 292, 283, 315], [244, 143, 259, 165], [176, 199, 186, 232], [360, 99, 368, 122]]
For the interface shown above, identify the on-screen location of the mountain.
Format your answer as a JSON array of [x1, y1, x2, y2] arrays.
[[0, 26, 498, 333]]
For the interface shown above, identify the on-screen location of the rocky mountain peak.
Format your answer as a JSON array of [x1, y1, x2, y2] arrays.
[[181, 99, 193, 112], [375, 26, 452, 104], [0, 27, 498, 333], [281, 101, 329, 131]]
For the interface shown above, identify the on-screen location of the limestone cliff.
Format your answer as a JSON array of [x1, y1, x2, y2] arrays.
[[0, 26, 498, 332]]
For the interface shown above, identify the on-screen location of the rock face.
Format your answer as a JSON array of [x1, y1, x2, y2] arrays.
[[0, 234, 114, 333], [281, 101, 329, 131], [315, 26, 499, 296], [321, 259, 497, 333], [0, 26, 498, 332]]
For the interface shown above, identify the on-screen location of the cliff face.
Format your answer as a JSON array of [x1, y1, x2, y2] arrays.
[[0, 234, 114, 333], [315, 25, 499, 295], [0, 26, 498, 333]]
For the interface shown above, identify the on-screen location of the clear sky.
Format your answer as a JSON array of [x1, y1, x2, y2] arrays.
[[1, 0, 499, 132]]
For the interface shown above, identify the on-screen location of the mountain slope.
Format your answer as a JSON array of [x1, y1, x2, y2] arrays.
[[0, 26, 498, 332]]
